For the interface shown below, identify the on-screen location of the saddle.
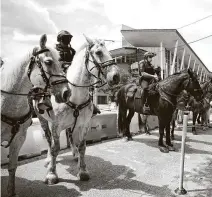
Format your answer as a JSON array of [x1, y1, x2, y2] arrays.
[[125, 84, 146, 113]]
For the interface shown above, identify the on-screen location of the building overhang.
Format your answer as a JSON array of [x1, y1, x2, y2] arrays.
[[121, 27, 209, 73], [110, 47, 146, 58]]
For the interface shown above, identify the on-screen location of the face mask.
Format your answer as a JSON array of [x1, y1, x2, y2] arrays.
[[62, 36, 71, 45]]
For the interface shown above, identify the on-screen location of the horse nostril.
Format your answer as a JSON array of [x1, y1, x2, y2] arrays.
[[63, 90, 71, 101], [113, 74, 120, 84]]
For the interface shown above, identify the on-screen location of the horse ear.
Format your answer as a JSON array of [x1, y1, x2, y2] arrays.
[[40, 34, 47, 49], [83, 34, 94, 46]]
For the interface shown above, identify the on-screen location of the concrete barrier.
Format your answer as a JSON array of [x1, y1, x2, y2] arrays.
[[1, 111, 158, 165], [86, 112, 118, 143]]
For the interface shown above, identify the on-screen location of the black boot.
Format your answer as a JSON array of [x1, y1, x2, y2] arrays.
[[93, 104, 101, 116], [142, 89, 151, 115]]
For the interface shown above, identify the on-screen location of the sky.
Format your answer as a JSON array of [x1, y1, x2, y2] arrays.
[[1, 0, 212, 70]]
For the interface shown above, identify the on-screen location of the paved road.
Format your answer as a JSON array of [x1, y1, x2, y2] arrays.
[[1, 127, 212, 197]]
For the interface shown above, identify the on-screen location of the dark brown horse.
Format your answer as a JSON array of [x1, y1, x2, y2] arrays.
[[116, 68, 203, 153], [171, 79, 212, 139]]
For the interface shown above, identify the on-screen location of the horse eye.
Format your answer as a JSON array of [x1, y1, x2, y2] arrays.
[[96, 50, 103, 56], [44, 60, 52, 66]]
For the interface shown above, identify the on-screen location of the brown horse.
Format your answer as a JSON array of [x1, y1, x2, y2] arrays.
[[171, 79, 212, 138], [116, 68, 203, 153]]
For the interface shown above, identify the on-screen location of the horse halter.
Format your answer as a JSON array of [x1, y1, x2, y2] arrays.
[[27, 48, 68, 94], [85, 45, 117, 88]]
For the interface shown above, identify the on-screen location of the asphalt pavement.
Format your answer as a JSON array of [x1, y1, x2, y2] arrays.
[[1, 126, 212, 197]]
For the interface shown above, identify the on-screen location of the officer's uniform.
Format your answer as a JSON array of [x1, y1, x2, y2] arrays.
[[56, 30, 100, 115], [138, 52, 160, 114]]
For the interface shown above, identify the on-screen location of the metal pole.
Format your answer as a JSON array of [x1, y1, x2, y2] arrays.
[[160, 42, 163, 79], [180, 48, 185, 70], [175, 110, 189, 195], [137, 48, 141, 76], [187, 55, 191, 68], [196, 65, 200, 75], [192, 60, 196, 72], [171, 40, 179, 74]]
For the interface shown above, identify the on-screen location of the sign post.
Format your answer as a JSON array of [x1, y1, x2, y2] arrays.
[[175, 110, 189, 195]]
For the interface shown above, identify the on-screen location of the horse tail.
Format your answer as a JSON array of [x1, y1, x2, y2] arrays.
[[116, 86, 126, 135], [115, 87, 122, 106]]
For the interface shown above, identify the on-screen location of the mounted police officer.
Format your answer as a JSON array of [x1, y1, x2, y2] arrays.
[[138, 51, 161, 114], [56, 30, 100, 115], [56, 30, 76, 73]]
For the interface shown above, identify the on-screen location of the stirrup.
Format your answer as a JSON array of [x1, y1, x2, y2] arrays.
[[143, 103, 150, 114]]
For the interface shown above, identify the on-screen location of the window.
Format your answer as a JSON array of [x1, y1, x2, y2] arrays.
[[97, 96, 108, 104]]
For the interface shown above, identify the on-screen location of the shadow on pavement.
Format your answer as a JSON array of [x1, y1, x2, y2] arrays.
[[1, 176, 82, 197], [180, 157, 212, 197], [58, 154, 176, 197], [133, 131, 212, 155]]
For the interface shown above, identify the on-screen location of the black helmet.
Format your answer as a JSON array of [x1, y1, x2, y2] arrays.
[[144, 52, 156, 59], [57, 30, 73, 42]]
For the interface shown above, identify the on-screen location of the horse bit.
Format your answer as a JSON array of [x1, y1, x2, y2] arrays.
[[1, 48, 68, 148]]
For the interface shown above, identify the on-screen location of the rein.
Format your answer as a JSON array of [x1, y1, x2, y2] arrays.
[[67, 46, 117, 88], [158, 76, 192, 107], [1, 48, 68, 148]]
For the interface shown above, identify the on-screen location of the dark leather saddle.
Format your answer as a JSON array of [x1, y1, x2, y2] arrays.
[[125, 84, 146, 113]]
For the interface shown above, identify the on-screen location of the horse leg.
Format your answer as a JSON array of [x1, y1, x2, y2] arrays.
[[197, 113, 201, 124], [165, 123, 175, 151], [192, 112, 197, 135], [7, 128, 27, 197], [44, 124, 60, 185], [117, 105, 125, 138], [77, 127, 90, 181], [142, 115, 150, 135], [69, 130, 79, 162], [158, 120, 169, 153], [125, 109, 134, 141], [138, 113, 142, 133], [171, 118, 175, 141], [38, 115, 52, 167]]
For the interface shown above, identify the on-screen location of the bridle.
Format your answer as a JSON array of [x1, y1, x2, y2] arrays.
[[1, 47, 68, 98], [66, 44, 117, 135], [27, 47, 68, 96], [159, 74, 202, 108], [1, 47, 69, 148], [67, 45, 117, 88]]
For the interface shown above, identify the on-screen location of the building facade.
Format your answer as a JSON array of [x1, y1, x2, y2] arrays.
[[93, 24, 210, 106]]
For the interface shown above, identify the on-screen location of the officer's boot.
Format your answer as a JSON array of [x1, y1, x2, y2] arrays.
[[142, 89, 151, 115]]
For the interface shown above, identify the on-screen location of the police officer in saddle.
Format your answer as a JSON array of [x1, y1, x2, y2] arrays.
[[56, 30, 100, 115], [138, 51, 161, 114]]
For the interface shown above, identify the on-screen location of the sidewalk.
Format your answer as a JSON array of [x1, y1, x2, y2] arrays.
[[1, 127, 212, 197]]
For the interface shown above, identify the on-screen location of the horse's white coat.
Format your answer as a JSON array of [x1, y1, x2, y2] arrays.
[[37, 37, 120, 184], [1, 34, 71, 197]]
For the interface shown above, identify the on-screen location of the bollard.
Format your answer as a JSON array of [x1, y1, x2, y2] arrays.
[[175, 110, 189, 195]]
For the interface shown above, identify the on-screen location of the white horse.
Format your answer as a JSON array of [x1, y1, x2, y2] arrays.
[[36, 36, 120, 184], [1, 34, 71, 197]]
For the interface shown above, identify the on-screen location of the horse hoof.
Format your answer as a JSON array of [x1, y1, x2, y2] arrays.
[[159, 146, 169, 153], [167, 145, 175, 151], [45, 173, 59, 185], [123, 137, 133, 142], [77, 170, 90, 181], [192, 131, 197, 135], [145, 132, 151, 135]]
